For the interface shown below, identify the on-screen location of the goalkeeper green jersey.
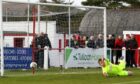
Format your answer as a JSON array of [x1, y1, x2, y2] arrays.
[[102, 59, 128, 76]]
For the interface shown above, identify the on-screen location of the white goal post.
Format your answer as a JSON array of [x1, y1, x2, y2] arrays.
[[0, 0, 4, 76], [0, 0, 107, 76]]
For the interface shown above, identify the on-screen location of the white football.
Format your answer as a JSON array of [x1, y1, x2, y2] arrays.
[[30, 62, 37, 68]]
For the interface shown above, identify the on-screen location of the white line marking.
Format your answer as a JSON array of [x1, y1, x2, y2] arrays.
[[112, 81, 140, 84], [5, 71, 101, 77]]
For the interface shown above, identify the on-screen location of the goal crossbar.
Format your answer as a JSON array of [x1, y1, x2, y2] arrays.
[[2, 0, 106, 9]]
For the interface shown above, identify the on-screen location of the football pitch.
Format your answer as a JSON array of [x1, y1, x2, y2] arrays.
[[0, 68, 140, 84]]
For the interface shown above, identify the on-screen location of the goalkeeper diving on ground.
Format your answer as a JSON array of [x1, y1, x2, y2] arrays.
[[98, 57, 133, 77]]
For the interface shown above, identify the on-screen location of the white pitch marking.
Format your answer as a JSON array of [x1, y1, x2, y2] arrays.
[[112, 81, 140, 84]]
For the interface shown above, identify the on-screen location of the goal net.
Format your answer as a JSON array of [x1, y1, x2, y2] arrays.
[[0, 1, 107, 76]]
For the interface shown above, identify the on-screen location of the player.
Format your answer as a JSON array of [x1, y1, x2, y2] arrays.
[[98, 57, 133, 77]]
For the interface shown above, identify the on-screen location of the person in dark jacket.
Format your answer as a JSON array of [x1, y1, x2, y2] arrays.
[[37, 32, 46, 68], [44, 33, 52, 49], [87, 36, 96, 48], [107, 34, 115, 63], [129, 35, 138, 67], [96, 34, 104, 48], [124, 35, 131, 67]]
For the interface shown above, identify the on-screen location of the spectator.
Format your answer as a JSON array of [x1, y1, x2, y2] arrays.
[[107, 34, 115, 48], [74, 32, 80, 43], [96, 34, 104, 48], [70, 35, 80, 48], [127, 35, 138, 67], [38, 32, 46, 68], [87, 36, 96, 48], [124, 35, 131, 67], [115, 35, 124, 64], [44, 33, 52, 49], [38, 32, 46, 48], [79, 35, 86, 48], [107, 34, 115, 63]]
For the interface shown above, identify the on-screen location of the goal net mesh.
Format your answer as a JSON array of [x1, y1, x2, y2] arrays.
[[0, 1, 107, 76]]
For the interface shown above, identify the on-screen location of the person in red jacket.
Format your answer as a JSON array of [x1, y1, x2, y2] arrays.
[[115, 35, 124, 64], [79, 35, 87, 48]]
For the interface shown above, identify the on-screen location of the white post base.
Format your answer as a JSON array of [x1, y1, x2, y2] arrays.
[[44, 46, 49, 70]]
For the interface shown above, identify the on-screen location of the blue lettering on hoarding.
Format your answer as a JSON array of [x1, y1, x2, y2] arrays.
[[2, 48, 32, 69]]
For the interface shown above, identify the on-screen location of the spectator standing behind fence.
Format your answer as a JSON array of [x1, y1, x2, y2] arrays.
[[107, 34, 115, 63], [125, 35, 138, 68], [44, 33, 52, 49], [74, 32, 81, 43], [70, 35, 80, 48], [87, 36, 96, 48], [37, 32, 46, 68], [79, 35, 87, 48], [115, 35, 124, 64], [96, 34, 104, 48], [124, 35, 132, 67], [30, 34, 42, 68], [130, 35, 138, 67]]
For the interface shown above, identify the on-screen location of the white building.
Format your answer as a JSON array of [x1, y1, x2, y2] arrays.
[[2, 21, 69, 67], [3, 21, 46, 47]]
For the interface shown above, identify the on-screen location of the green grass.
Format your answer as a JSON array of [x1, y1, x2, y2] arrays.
[[0, 68, 140, 84]]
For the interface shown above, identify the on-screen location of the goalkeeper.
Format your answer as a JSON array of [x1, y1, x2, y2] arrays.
[[98, 57, 133, 77]]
